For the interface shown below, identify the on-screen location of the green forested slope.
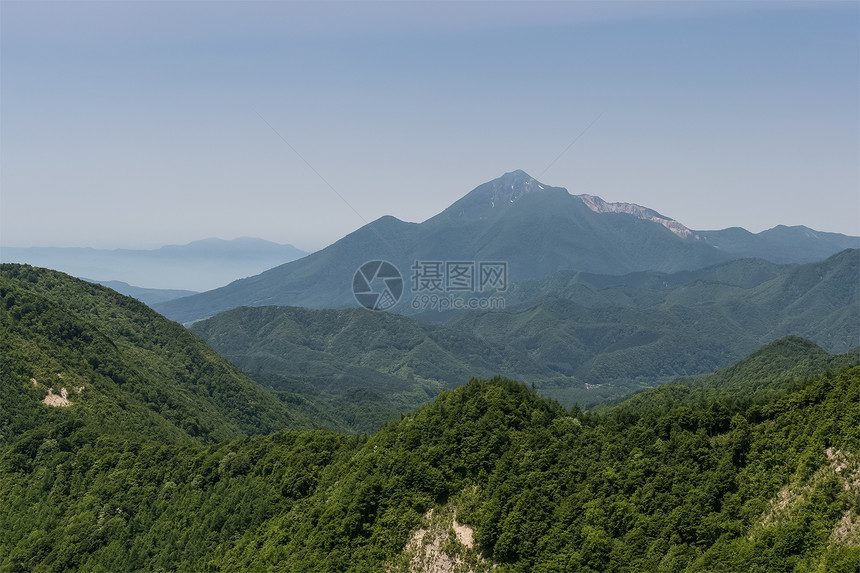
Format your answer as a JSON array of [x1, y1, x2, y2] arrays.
[[2, 336, 858, 571], [603, 336, 860, 418], [0, 264, 321, 445], [190, 251, 859, 414], [447, 249, 859, 405], [190, 305, 569, 433], [684, 336, 859, 392]]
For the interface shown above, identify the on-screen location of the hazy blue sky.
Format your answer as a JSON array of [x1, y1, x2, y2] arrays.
[[2, 1, 858, 251]]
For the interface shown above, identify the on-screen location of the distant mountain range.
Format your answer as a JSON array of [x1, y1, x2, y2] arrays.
[[83, 279, 198, 306], [153, 170, 859, 324], [0, 237, 308, 291], [191, 250, 859, 415], [446, 249, 858, 405]]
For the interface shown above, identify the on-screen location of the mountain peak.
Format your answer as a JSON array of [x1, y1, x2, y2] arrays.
[[492, 170, 544, 204], [429, 170, 558, 224], [468, 170, 552, 208], [501, 168, 532, 180]]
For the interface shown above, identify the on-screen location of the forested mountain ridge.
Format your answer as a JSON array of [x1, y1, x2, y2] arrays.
[[603, 336, 859, 418], [446, 249, 859, 405], [1, 263, 857, 571], [0, 264, 324, 445], [1, 344, 857, 571], [189, 304, 575, 433], [698, 224, 860, 263], [152, 171, 859, 324], [191, 250, 859, 415], [684, 335, 860, 392]]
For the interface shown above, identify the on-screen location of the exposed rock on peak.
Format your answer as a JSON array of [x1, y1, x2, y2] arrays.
[[576, 194, 697, 239]]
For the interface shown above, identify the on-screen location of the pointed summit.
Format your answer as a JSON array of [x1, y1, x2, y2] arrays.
[[151, 170, 859, 324], [488, 170, 544, 204], [430, 170, 562, 224]]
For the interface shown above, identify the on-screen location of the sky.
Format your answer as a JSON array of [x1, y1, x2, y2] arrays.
[[2, 1, 858, 251]]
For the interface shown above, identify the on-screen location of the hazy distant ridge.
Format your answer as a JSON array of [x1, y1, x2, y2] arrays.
[[154, 171, 860, 324], [0, 237, 308, 291]]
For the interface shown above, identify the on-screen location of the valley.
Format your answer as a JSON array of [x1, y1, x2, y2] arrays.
[[190, 248, 858, 423]]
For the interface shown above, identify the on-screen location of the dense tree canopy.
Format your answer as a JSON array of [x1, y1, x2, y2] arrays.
[[1, 265, 858, 571]]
